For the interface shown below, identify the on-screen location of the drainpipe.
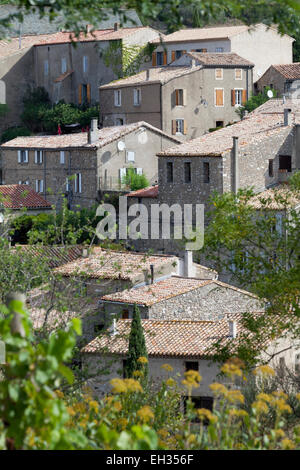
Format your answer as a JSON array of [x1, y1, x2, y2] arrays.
[[232, 136, 239, 194]]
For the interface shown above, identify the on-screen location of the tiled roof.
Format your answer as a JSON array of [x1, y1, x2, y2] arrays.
[[187, 52, 254, 67], [1, 121, 181, 149], [158, 112, 292, 157], [100, 65, 202, 88], [126, 185, 158, 198], [248, 185, 300, 210], [0, 185, 52, 210], [151, 24, 251, 44], [54, 248, 178, 281], [252, 98, 300, 115], [81, 316, 244, 357], [54, 70, 74, 83], [101, 277, 258, 306], [272, 63, 300, 80], [12, 245, 83, 268]]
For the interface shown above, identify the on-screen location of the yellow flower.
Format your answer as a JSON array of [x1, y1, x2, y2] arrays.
[[221, 362, 242, 378], [73, 402, 86, 413], [228, 409, 248, 418], [296, 393, 300, 402], [209, 382, 228, 396], [227, 390, 245, 404], [113, 401, 122, 412], [67, 406, 76, 417], [197, 408, 218, 424], [256, 393, 273, 403], [123, 378, 143, 393], [274, 429, 285, 438], [158, 428, 169, 439], [166, 378, 176, 387], [137, 356, 148, 364], [110, 378, 128, 394], [161, 364, 174, 372], [118, 418, 128, 430], [252, 400, 269, 414], [187, 434, 196, 445], [272, 390, 288, 400], [272, 398, 292, 414], [137, 405, 154, 423], [89, 400, 99, 413], [55, 389, 64, 399], [182, 370, 202, 390], [281, 438, 295, 450], [133, 370, 143, 378], [104, 396, 114, 405], [253, 365, 275, 377]]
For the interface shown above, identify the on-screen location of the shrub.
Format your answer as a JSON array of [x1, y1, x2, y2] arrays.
[[1, 126, 31, 143]]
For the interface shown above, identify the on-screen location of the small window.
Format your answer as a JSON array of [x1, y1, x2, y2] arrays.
[[156, 51, 163, 65], [18, 150, 28, 163], [133, 88, 141, 106], [175, 89, 184, 106], [215, 47, 224, 52], [235, 69, 242, 80], [35, 150, 43, 164], [115, 118, 124, 126], [60, 151, 65, 164], [75, 173, 82, 193], [167, 162, 173, 183], [216, 121, 224, 128], [175, 50, 183, 59], [126, 151, 135, 162], [203, 162, 210, 183], [185, 361, 198, 371], [35, 179, 44, 193], [234, 89, 243, 106], [83, 55, 88, 73], [61, 57, 67, 74], [184, 162, 191, 183], [121, 309, 129, 319], [183, 396, 214, 423], [176, 119, 184, 134], [195, 48, 207, 53], [94, 324, 105, 333], [215, 68, 223, 80], [268, 159, 274, 177], [44, 60, 49, 76], [114, 89, 122, 107], [279, 155, 292, 172]]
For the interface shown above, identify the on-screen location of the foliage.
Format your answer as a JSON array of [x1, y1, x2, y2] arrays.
[[0, 103, 9, 118], [1, 126, 31, 143], [122, 167, 149, 191], [236, 87, 278, 119], [21, 86, 51, 133], [124, 306, 148, 380]]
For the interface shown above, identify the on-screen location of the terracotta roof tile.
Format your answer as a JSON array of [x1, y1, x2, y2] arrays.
[[1, 121, 180, 149], [81, 315, 247, 357], [248, 185, 300, 210], [0, 185, 52, 210], [151, 24, 251, 44], [54, 70, 74, 83], [187, 52, 254, 67], [54, 249, 178, 281], [12, 245, 83, 268], [126, 185, 158, 198], [272, 63, 300, 80]]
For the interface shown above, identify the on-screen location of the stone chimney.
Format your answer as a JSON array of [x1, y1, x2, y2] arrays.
[[284, 108, 292, 126], [184, 250, 194, 277], [191, 58, 196, 68], [228, 320, 237, 339], [86, 24, 93, 33], [146, 69, 151, 80], [114, 22, 119, 31], [88, 118, 99, 144], [232, 136, 239, 194]]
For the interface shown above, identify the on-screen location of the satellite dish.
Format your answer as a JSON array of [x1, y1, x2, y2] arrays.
[[267, 90, 273, 98], [257, 69, 262, 77], [117, 141, 126, 151]]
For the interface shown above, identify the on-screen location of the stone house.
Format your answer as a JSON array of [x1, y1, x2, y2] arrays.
[[151, 23, 294, 82], [0, 184, 52, 219], [81, 313, 300, 403], [99, 52, 254, 140], [256, 63, 300, 98], [0, 120, 181, 208]]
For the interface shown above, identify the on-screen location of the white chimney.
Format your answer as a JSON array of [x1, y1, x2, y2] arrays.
[[109, 318, 118, 336], [82, 248, 89, 257], [184, 250, 194, 277], [228, 320, 237, 339], [191, 58, 196, 68], [88, 118, 99, 144]]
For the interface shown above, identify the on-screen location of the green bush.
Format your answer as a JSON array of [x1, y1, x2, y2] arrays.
[[122, 167, 149, 191], [1, 126, 31, 143]]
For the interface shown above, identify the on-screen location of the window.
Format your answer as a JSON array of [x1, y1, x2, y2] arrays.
[[234, 89, 243, 106], [268, 159, 274, 177], [195, 48, 207, 53], [156, 51, 163, 65], [175, 89, 185, 106], [176, 119, 184, 134], [215, 68, 223, 80], [215, 88, 224, 107], [166, 162, 173, 183], [94, 324, 105, 333], [83, 55, 88, 73], [18, 180, 29, 185], [74, 173, 82, 193], [183, 396, 214, 423], [126, 151, 135, 162], [115, 118, 124, 126], [35, 179, 44, 193], [79, 84, 90, 104], [235, 69, 242, 80], [203, 162, 210, 183], [215, 47, 224, 52], [17, 150, 28, 163], [279, 155, 292, 172], [81, 84, 88, 103], [44, 60, 49, 76], [60, 151, 65, 164], [175, 50, 183, 59], [61, 57, 67, 74], [34, 150, 43, 164], [184, 162, 191, 183], [114, 89, 122, 107], [185, 361, 198, 371], [216, 121, 224, 128], [133, 88, 141, 106], [121, 309, 129, 319], [295, 354, 300, 374]]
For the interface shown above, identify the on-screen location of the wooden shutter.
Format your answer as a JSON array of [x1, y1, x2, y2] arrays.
[[17, 150, 21, 163], [171, 51, 176, 62], [202, 48, 207, 53], [78, 85, 82, 105], [152, 52, 157, 66], [171, 120, 176, 135], [87, 84, 91, 103], [34, 151, 37, 164], [40, 179, 44, 193], [175, 89, 179, 106], [163, 52, 167, 65], [242, 89, 247, 105], [231, 89, 236, 106], [183, 120, 188, 135], [216, 89, 224, 106], [25, 151, 29, 163]]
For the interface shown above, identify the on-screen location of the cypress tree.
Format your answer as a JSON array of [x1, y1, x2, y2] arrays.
[[125, 304, 148, 380]]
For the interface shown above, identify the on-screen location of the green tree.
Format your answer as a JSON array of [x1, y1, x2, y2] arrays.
[[122, 167, 150, 191], [236, 87, 278, 119], [124, 305, 148, 379]]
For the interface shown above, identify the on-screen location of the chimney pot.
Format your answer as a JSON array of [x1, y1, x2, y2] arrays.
[[184, 250, 194, 277], [88, 118, 99, 144], [114, 22, 119, 31], [146, 69, 150, 80], [284, 108, 292, 126]]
